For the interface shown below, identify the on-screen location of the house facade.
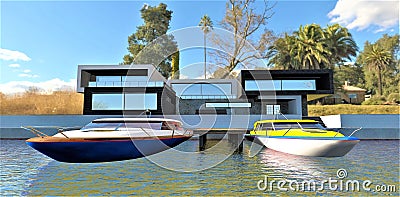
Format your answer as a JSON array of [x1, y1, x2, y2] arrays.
[[77, 65, 333, 117]]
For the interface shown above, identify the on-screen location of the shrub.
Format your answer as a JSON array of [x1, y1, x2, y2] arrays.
[[362, 96, 386, 105], [387, 93, 399, 104]]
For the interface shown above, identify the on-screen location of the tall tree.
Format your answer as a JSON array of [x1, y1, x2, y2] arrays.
[[357, 34, 399, 96], [294, 24, 331, 69], [123, 3, 177, 78], [267, 33, 299, 69], [171, 51, 180, 79], [323, 24, 358, 66], [199, 15, 213, 79], [268, 23, 357, 70], [363, 45, 392, 95], [212, 0, 275, 78]]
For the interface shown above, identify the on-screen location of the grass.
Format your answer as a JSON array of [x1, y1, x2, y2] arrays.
[[0, 91, 83, 115], [308, 104, 400, 116]]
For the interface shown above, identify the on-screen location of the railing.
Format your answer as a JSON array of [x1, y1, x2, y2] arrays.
[[88, 81, 165, 88], [179, 95, 237, 100]]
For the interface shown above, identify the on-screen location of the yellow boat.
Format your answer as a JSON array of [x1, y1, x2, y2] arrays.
[[247, 119, 360, 157]]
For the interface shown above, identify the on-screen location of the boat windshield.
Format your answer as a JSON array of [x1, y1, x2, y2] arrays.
[[273, 122, 325, 130], [81, 122, 163, 130]]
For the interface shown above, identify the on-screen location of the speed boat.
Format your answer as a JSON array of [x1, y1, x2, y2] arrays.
[[247, 120, 359, 157], [25, 118, 192, 163]]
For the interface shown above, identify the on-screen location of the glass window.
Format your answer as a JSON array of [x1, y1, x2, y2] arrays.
[[96, 76, 121, 82], [81, 122, 162, 130], [92, 94, 123, 110], [266, 105, 274, 115], [281, 80, 316, 90], [122, 76, 148, 82], [245, 80, 281, 91], [348, 94, 357, 98], [266, 104, 280, 115], [172, 84, 202, 96], [124, 93, 157, 110], [261, 123, 273, 130], [202, 84, 231, 95]]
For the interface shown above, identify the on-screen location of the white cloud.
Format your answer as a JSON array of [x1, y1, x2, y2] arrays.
[[0, 48, 31, 61], [0, 78, 76, 95], [328, 0, 399, 32], [18, 73, 39, 78], [23, 69, 31, 73], [8, 63, 21, 68]]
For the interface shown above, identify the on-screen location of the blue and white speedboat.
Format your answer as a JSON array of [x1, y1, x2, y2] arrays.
[[26, 118, 192, 163]]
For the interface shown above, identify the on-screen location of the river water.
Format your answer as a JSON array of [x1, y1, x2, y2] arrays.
[[1, 140, 399, 196]]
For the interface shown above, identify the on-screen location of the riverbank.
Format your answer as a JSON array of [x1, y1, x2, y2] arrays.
[[308, 104, 399, 116]]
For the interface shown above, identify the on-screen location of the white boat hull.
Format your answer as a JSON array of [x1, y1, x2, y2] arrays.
[[257, 137, 359, 157]]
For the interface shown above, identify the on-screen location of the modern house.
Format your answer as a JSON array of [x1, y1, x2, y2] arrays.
[[77, 64, 334, 118]]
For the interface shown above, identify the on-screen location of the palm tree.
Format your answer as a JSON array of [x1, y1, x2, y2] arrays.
[[323, 24, 358, 67], [199, 15, 213, 79], [294, 24, 331, 69], [268, 33, 299, 69], [364, 45, 392, 95]]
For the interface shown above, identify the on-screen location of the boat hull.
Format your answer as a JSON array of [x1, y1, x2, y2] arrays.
[[257, 136, 359, 157], [26, 136, 191, 163]]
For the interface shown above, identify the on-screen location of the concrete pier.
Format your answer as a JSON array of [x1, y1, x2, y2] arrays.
[[194, 129, 247, 152]]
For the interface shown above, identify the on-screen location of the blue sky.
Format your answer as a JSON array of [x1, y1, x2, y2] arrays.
[[1, 0, 399, 94]]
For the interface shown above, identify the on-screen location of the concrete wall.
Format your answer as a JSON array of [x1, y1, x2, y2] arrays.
[[1, 114, 398, 139], [320, 114, 399, 139]]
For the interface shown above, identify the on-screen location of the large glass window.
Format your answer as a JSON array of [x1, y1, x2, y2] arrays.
[[172, 83, 232, 97], [281, 80, 316, 90], [173, 84, 202, 96], [202, 84, 231, 95], [245, 80, 280, 91], [92, 94, 123, 110], [245, 80, 316, 91], [89, 75, 161, 87], [122, 76, 148, 82], [124, 93, 157, 110]]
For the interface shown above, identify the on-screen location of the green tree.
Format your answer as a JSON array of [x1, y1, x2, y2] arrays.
[[356, 34, 399, 96], [363, 45, 392, 95], [171, 51, 180, 79], [268, 23, 357, 70], [323, 24, 358, 66], [123, 3, 177, 78], [199, 15, 213, 79], [268, 33, 299, 69], [294, 24, 331, 69], [333, 63, 365, 92]]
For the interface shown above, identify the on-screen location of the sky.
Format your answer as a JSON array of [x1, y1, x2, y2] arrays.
[[1, 0, 399, 94]]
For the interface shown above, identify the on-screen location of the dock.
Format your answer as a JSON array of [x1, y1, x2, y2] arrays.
[[193, 129, 248, 152]]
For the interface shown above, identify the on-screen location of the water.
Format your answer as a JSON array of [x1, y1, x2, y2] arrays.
[[1, 140, 399, 196]]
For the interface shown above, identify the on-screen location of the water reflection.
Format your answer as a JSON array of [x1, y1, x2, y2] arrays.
[[258, 149, 328, 181], [0, 140, 398, 196]]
